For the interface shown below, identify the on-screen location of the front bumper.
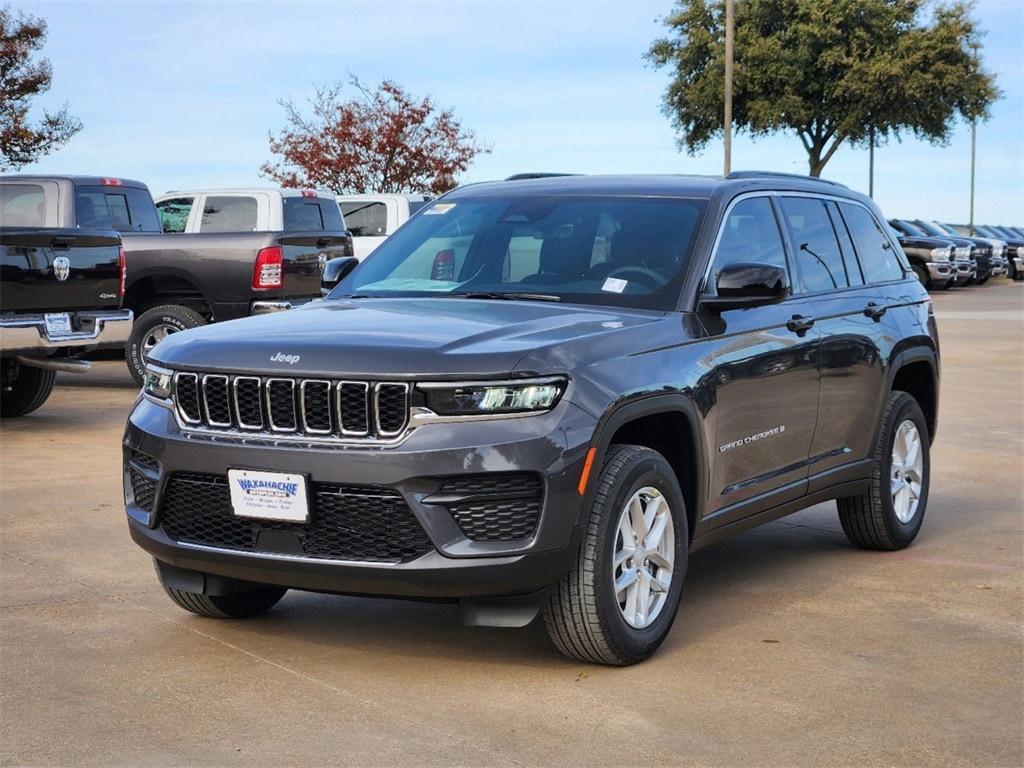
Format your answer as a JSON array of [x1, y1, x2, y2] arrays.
[[926, 262, 953, 284], [0, 309, 133, 354], [123, 396, 594, 599]]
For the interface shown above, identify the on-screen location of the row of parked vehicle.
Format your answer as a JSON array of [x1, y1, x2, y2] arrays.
[[0, 175, 432, 414], [889, 218, 1024, 289]]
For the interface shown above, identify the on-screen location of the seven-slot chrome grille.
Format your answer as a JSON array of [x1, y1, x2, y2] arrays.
[[173, 372, 409, 440]]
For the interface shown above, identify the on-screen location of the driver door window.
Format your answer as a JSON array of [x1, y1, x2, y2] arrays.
[[708, 197, 789, 290]]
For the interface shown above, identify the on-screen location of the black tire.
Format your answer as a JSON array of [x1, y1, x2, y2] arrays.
[[544, 445, 688, 665], [155, 564, 287, 619], [127, 304, 206, 385], [911, 263, 930, 289], [837, 391, 930, 551], [0, 360, 56, 417]]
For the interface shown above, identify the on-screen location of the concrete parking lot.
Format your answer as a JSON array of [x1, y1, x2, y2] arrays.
[[2, 281, 1021, 767]]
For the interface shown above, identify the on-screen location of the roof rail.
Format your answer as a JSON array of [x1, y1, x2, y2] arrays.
[[504, 173, 580, 181], [726, 170, 847, 188]]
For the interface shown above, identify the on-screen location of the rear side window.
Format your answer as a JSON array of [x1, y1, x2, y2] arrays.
[[340, 201, 388, 236], [200, 196, 257, 232], [155, 197, 194, 233], [779, 197, 850, 293], [0, 184, 46, 226], [710, 197, 788, 281], [282, 197, 344, 231], [840, 203, 904, 284], [76, 185, 161, 233]]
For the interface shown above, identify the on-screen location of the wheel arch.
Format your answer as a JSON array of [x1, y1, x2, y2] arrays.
[[585, 394, 708, 542], [124, 271, 212, 317], [886, 347, 939, 443]]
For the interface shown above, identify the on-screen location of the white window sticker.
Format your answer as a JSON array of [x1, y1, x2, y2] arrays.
[[602, 277, 628, 293], [423, 203, 456, 215]]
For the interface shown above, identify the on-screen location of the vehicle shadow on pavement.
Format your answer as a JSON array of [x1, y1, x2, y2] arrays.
[[177, 500, 961, 669]]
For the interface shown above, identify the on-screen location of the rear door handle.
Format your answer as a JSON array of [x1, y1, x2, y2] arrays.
[[786, 314, 815, 335], [864, 302, 887, 320]]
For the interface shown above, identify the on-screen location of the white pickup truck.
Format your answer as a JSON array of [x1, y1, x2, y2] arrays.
[[336, 194, 432, 259], [154, 187, 343, 235]]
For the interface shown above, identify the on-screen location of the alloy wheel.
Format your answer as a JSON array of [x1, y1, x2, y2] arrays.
[[612, 486, 675, 629], [890, 419, 923, 524]]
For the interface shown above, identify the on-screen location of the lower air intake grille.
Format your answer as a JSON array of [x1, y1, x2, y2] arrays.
[[432, 473, 544, 542], [159, 473, 433, 563], [127, 451, 159, 512]]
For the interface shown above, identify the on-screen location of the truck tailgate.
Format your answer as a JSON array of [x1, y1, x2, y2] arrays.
[[1, 228, 122, 313], [279, 232, 353, 298]]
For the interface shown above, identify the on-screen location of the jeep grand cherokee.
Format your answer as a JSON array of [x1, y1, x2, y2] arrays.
[[124, 173, 939, 665]]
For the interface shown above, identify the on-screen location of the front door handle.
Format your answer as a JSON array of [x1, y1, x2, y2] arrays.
[[786, 314, 815, 335], [864, 302, 887, 321]]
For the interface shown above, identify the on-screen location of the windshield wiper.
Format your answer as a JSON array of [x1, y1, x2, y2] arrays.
[[455, 291, 562, 302]]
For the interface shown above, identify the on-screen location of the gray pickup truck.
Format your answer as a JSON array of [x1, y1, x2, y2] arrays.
[[0, 176, 354, 383], [0, 182, 133, 416]]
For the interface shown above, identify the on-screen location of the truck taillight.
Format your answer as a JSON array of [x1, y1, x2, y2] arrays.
[[252, 246, 284, 290], [301, 190, 317, 198], [342, 234, 354, 258], [118, 246, 126, 297], [101, 177, 123, 186], [431, 249, 455, 281]]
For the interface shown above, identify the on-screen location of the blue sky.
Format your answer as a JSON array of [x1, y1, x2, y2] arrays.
[[20, 0, 1024, 223]]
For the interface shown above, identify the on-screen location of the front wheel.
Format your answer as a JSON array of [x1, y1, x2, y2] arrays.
[[127, 304, 207, 385], [911, 263, 929, 289], [544, 445, 688, 665], [837, 392, 930, 550], [0, 359, 56, 417]]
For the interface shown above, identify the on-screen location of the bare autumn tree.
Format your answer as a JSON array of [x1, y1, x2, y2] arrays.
[[261, 77, 490, 195], [0, 5, 81, 170]]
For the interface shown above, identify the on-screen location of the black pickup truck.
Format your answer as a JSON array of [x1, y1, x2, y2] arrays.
[[1, 182, 133, 416], [0, 176, 353, 384]]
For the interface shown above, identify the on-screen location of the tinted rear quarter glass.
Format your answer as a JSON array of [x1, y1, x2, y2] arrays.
[[1, 184, 46, 226], [75, 185, 161, 233], [840, 203, 904, 284], [282, 197, 344, 231], [200, 196, 258, 232]]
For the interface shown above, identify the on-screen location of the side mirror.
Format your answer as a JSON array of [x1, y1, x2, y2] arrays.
[[321, 256, 359, 297], [701, 262, 790, 312]]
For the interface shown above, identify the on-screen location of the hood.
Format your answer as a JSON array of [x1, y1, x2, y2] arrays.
[[149, 297, 674, 378], [896, 235, 954, 250]]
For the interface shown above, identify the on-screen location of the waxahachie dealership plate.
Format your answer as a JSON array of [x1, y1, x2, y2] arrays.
[[228, 469, 309, 522]]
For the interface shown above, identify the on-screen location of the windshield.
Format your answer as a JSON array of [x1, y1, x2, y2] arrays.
[[891, 219, 924, 237], [332, 195, 706, 310], [914, 220, 948, 238]]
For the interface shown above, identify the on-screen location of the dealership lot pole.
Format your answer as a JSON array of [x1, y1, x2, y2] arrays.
[[723, 0, 734, 175]]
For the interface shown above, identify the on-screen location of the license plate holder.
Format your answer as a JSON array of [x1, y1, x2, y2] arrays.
[[44, 312, 73, 338], [228, 469, 309, 523]]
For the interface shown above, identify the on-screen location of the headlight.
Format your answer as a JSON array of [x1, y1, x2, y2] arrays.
[[929, 247, 952, 261], [419, 377, 566, 416], [143, 364, 173, 400], [955, 246, 970, 259]]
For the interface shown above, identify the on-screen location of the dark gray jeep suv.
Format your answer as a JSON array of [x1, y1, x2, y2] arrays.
[[124, 173, 939, 665]]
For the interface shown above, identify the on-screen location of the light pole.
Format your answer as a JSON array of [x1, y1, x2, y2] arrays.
[[969, 120, 976, 229], [868, 126, 875, 197], [724, 0, 734, 175]]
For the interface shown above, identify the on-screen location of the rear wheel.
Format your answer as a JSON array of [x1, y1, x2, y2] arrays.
[[155, 562, 287, 618], [544, 445, 688, 665], [127, 304, 207, 385], [837, 392, 929, 550], [0, 360, 56, 417]]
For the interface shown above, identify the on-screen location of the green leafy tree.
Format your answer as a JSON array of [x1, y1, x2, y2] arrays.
[[0, 5, 81, 170], [647, 0, 999, 176]]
